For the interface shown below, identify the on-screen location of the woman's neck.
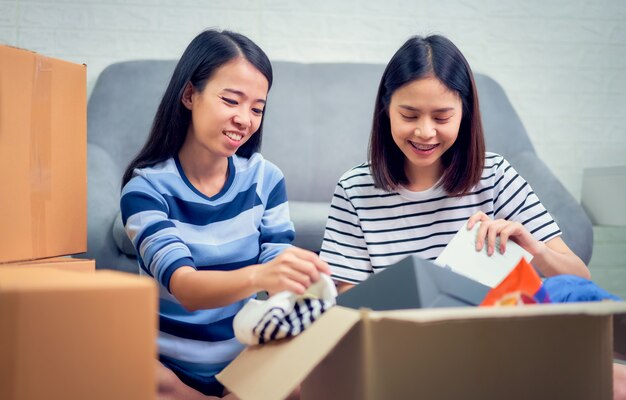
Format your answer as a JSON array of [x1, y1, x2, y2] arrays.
[[404, 162, 444, 192], [178, 141, 229, 198]]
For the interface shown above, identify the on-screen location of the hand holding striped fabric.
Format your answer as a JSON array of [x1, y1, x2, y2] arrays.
[[234, 274, 337, 345]]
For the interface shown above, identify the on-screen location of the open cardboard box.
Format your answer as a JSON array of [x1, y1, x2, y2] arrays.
[[220, 257, 626, 400], [219, 302, 626, 400]]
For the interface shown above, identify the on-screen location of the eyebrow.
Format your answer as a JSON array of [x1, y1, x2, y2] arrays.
[[223, 88, 266, 104], [399, 105, 455, 112]]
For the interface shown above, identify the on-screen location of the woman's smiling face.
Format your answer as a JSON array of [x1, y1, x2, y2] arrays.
[[388, 75, 463, 187], [182, 57, 269, 160]]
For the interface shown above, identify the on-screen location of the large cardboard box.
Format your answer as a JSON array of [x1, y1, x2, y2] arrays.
[[1, 257, 95, 272], [219, 302, 626, 400], [0, 267, 157, 400], [0, 46, 87, 263]]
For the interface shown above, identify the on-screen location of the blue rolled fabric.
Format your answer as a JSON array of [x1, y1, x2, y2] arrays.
[[543, 274, 622, 303]]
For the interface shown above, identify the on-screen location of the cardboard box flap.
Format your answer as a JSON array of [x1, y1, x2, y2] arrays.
[[373, 301, 626, 358], [337, 255, 489, 310], [368, 301, 626, 323], [0, 267, 153, 291], [1, 257, 95, 272], [218, 306, 361, 400]]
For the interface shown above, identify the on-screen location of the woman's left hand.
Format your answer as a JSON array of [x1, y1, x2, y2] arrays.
[[467, 211, 544, 257]]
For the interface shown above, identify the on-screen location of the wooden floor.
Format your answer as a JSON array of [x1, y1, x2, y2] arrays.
[[587, 225, 626, 300]]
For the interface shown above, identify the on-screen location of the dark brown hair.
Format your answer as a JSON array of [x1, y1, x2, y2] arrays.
[[369, 34, 485, 196]]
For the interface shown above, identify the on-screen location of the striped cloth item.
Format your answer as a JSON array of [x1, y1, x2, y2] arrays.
[[234, 274, 337, 345]]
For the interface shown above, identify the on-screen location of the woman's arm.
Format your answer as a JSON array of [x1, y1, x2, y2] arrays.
[[170, 247, 330, 311], [526, 236, 590, 279], [468, 212, 590, 279]]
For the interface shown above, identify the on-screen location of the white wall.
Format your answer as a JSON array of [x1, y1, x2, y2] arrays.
[[1, 0, 625, 200]]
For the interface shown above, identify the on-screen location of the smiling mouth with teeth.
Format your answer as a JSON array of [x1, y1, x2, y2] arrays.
[[224, 131, 243, 141], [410, 142, 439, 151]]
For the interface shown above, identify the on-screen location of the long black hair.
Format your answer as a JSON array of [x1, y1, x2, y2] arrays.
[[122, 29, 273, 188], [369, 34, 485, 196]]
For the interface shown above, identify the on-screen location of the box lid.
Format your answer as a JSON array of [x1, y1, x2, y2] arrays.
[[0, 267, 151, 291], [337, 255, 490, 310]]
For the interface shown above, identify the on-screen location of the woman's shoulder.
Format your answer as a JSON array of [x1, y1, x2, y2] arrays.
[[122, 158, 177, 193], [478, 152, 527, 190], [234, 152, 283, 176], [334, 163, 382, 197], [338, 162, 373, 185], [482, 152, 511, 173], [484, 151, 505, 164]]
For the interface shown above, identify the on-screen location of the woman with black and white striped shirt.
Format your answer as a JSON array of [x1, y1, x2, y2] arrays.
[[320, 35, 590, 293]]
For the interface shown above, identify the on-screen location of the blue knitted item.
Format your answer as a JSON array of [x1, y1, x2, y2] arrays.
[[543, 275, 622, 303]]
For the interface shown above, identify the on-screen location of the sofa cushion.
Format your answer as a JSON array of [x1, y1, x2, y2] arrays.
[[112, 212, 136, 257], [290, 201, 331, 253]]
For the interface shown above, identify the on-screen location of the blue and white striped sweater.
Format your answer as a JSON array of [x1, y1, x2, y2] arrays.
[[120, 152, 294, 387]]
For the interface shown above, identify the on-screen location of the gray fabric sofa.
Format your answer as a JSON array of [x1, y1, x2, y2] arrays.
[[79, 60, 593, 273]]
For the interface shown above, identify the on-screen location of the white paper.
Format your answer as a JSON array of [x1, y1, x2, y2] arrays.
[[434, 222, 533, 288]]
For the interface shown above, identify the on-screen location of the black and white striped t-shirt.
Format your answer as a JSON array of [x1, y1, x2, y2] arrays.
[[320, 152, 561, 284]]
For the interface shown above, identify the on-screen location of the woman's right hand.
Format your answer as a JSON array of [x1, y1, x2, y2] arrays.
[[251, 247, 331, 295]]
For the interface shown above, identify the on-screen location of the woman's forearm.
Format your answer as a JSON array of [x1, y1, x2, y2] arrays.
[[169, 266, 261, 311], [168, 247, 330, 311], [530, 239, 590, 279]]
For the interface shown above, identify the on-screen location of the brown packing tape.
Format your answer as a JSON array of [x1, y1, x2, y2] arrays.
[[29, 54, 53, 257]]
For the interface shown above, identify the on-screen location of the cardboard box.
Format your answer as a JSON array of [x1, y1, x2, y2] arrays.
[[0, 45, 87, 263], [1, 257, 95, 272], [219, 302, 626, 400], [0, 267, 157, 400]]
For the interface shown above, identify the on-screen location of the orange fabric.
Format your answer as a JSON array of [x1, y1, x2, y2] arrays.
[[480, 257, 543, 306]]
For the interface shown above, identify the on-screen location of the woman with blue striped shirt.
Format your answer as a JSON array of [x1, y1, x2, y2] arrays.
[[121, 30, 328, 399], [320, 35, 590, 294]]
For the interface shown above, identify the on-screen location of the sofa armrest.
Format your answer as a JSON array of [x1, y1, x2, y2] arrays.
[[76, 143, 138, 273], [508, 151, 593, 265]]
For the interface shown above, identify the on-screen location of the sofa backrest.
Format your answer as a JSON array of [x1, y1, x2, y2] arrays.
[[87, 60, 175, 184]]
